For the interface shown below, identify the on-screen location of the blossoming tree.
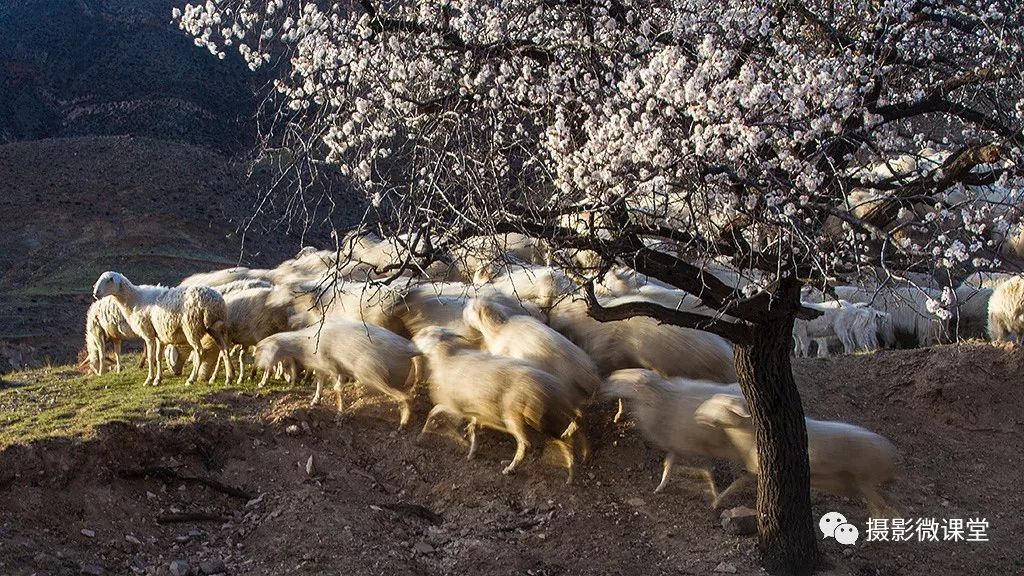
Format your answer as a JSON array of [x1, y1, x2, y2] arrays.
[[177, 1, 1023, 573]]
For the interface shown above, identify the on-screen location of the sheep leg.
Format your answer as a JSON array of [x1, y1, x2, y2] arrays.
[[186, 346, 201, 385], [501, 416, 530, 476], [333, 378, 347, 413], [551, 438, 574, 485], [311, 376, 324, 407], [654, 453, 675, 494], [152, 340, 164, 386], [113, 340, 123, 373], [466, 418, 479, 460], [862, 485, 898, 518], [814, 337, 830, 358], [361, 378, 411, 429], [236, 347, 246, 385], [258, 366, 271, 388], [94, 339, 106, 376], [711, 472, 754, 509], [209, 352, 222, 383], [613, 398, 626, 423], [207, 328, 233, 385], [563, 415, 591, 463], [142, 339, 156, 386], [248, 354, 259, 382]]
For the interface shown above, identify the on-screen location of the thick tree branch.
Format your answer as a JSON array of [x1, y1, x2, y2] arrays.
[[583, 282, 753, 343], [859, 143, 1002, 229]]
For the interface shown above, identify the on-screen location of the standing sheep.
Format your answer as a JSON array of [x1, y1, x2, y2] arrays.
[[414, 327, 577, 482], [84, 296, 138, 375], [987, 275, 1024, 342], [254, 320, 420, 427], [219, 287, 291, 383], [549, 296, 736, 422], [695, 394, 900, 515], [463, 295, 600, 400], [601, 369, 743, 496], [92, 271, 233, 386], [463, 295, 599, 457]]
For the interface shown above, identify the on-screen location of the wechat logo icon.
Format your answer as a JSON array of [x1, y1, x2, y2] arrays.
[[820, 511, 859, 545]]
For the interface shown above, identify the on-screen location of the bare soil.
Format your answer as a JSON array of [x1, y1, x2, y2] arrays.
[[1, 343, 1021, 576]]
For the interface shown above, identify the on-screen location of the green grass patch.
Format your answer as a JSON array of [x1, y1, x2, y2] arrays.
[[0, 355, 291, 449]]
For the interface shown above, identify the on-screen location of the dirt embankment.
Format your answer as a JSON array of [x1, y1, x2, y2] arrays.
[[0, 343, 1022, 576]]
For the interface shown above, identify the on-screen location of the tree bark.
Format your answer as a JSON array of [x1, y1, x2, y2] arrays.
[[734, 277, 821, 576]]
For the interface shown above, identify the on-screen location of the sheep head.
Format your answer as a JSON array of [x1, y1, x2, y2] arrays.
[[412, 326, 464, 355], [92, 271, 126, 300], [598, 368, 663, 403], [695, 394, 751, 428], [462, 296, 510, 333]]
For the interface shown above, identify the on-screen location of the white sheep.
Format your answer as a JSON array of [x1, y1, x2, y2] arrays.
[[474, 263, 575, 310], [386, 283, 546, 342], [413, 326, 577, 482], [451, 233, 552, 278], [464, 295, 600, 399], [987, 275, 1024, 342], [253, 320, 420, 427], [548, 297, 737, 382], [179, 267, 273, 288], [92, 271, 233, 386], [219, 287, 291, 383], [463, 295, 600, 457], [215, 278, 274, 295], [695, 394, 900, 515], [84, 296, 138, 375], [282, 276, 411, 334], [601, 369, 743, 497], [549, 296, 736, 423], [952, 283, 993, 340]]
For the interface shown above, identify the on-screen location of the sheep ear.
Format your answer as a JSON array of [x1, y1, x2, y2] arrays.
[[715, 394, 750, 419], [728, 400, 751, 419]]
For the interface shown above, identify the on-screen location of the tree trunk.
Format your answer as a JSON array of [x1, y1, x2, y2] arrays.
[[734, 277, 821, 576]]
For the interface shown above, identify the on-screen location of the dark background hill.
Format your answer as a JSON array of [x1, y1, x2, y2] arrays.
[[0, 0, 361, 367], [0, 0, 258, 152]]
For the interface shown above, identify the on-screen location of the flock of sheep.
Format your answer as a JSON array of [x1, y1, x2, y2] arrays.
[[83, 231, 1024, 515]]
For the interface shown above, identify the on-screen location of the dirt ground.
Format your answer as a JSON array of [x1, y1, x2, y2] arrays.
[[1, 343, 1021, 576]]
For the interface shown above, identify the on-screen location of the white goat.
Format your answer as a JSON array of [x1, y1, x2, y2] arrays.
[[834, 285, 947, 347], [92, 271, 232, 386], [695, 394, 899, 515], [793, 300, 882, 357]]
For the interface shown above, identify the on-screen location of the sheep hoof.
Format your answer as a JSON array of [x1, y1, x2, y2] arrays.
[[501, 464, 516, 476]]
